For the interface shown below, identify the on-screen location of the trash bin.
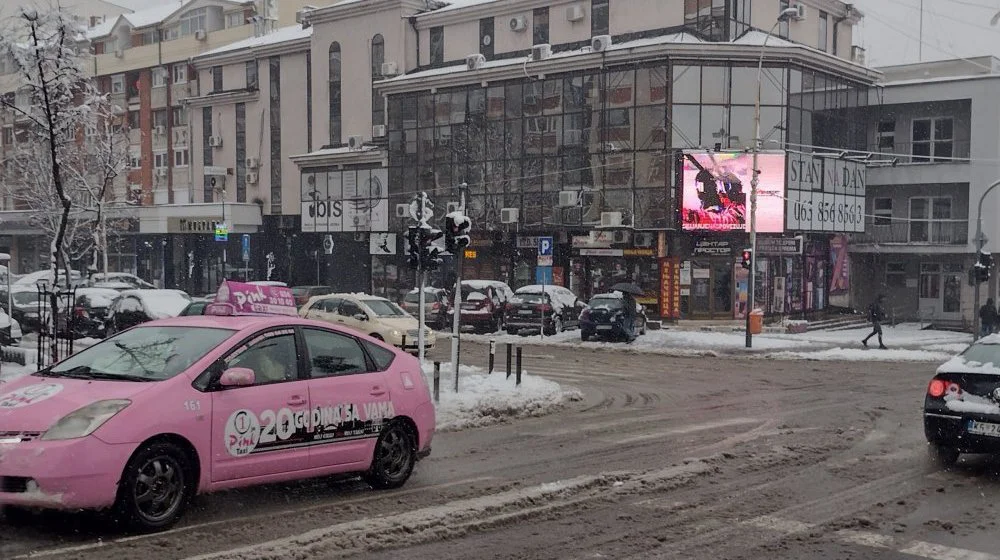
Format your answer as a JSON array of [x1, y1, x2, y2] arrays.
[[749, 309, 764, 335]]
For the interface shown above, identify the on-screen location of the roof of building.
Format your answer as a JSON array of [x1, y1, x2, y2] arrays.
[[196, 23, 312, 58], [87, 0, 252, 38], [412, 0, 498, 17]]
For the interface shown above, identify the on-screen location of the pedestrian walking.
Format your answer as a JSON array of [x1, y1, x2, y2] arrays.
[[980, 298, 997, 337], [862, 294, 888, 350]]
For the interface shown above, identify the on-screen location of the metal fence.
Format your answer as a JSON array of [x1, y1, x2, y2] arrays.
[[36, 285, 76, 367]]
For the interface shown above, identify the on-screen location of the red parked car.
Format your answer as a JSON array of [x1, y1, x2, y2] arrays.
[[452, 280, 514, 334]]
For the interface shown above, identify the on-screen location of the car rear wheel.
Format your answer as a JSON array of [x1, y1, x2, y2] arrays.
[[114, 441, 193, 532], [544, 316, 563, 336], [364, 421, 415, 490], [928, 444, 959, 467]]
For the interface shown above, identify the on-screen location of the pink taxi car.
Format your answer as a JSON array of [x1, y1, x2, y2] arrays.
[[0, 309, 435, 531]]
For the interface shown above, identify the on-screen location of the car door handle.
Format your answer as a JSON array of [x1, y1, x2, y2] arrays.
[[287, 396, 307, 406], [370, 386, 387, 397]]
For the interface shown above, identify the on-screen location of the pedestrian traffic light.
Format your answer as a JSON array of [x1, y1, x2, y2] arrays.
[[975, 250, 993, 284], [406, 226, 421, 270], [444, 212, 472, 254], [740, 249, 753, 270], [420, 226, 444, 271]]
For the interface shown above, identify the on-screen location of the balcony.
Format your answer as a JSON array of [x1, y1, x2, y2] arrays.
[[867, 141, 970, 165], [853, 219, 969, 245]]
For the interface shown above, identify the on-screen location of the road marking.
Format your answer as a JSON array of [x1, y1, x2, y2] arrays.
[[744, 515, 814, 534], [835, 529, 894, 549], [11, 476, 496, 559], [612, 418, 760, 445], [899, 541, 1000, 560]]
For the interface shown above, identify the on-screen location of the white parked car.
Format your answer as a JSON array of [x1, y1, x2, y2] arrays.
[[300, 293, 435, 352], [90, 272, 155, 289]]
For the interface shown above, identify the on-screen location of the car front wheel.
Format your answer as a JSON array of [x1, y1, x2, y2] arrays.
[[365, 422, 416, 490], [115, 441, 194, 532]]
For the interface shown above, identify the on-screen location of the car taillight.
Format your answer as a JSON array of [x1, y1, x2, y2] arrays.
[[73, 306, 87, 318], [928, 379, 960, 398], [432, 302, 440, 310], [537, 304, 553, 313]]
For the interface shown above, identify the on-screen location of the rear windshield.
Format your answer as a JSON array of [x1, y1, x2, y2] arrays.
[[291, 287, 310, 297], [404, 292, 438, 303], [517, 294, 547, 305], [960, 344, 1000, 366], [461, 288, 488, 301], [589, 297, 624, 309]]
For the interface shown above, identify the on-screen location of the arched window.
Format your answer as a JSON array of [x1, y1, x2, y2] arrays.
[[371, 34, 385, 128], [328, 41, 342, 145]]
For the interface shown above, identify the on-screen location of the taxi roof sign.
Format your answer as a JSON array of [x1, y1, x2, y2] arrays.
[[210, 280, 298, 317]]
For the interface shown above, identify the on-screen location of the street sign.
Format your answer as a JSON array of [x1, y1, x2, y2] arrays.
[[538, 236, 554, 256], [322, 234, 334, 255], [241, 234, 250, 261], [537, 255, 553, 267], [214, 222, 228, 242], [536, 266, 553, 284]]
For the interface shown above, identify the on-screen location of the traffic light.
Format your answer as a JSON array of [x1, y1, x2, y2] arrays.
[[444, 212, 472, 254], [740, 249, 753, 270], [975, 250, 993, 284], [406, 226, 421, 270], [419, 225, 444, 271]]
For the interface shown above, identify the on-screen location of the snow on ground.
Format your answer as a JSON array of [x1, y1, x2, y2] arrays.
[[422, 362, 582, 431], [925, 342, 971, 354], [0, 362, 36, 382], [766, 323, 971, 348], [763, 347, 955, 363]]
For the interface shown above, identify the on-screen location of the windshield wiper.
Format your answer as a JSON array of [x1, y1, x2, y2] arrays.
[[80, 371, 156, 382], [47, 366, 154, 382]]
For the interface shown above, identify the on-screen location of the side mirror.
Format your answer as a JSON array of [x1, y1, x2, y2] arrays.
[[354, 313, 368, 321], [219, 367, 255, 387]]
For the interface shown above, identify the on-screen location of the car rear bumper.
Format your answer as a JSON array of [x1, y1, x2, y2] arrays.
[[505, 317, 552, 329], [924, 411, 1000, 453], [0, 436, 135, 510]]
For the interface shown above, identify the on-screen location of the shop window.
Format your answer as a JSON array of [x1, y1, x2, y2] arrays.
[[873, 198, 892, 225], [911, 117, 953, 162], [533, 7, 549, 45]]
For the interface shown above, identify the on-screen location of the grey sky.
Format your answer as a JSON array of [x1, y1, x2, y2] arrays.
[[853, 0, 1000, 66]]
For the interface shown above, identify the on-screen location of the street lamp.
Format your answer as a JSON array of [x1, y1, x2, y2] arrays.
[[746, 7, 802, 348], [972, 179, 1000, 339]]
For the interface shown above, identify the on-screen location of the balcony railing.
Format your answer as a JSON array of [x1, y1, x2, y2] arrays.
[[854, 219, 969, 245], [867, 141, 971, 164]]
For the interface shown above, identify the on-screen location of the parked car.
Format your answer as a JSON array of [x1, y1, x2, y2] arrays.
[[504, 285, 584, 335], [300, 293, 434, 352], [105, 289, 191, 335], [452, 280, 514, 334], [89, 273, 155, 289], [579, 292, 647, 342], [13, 269, 83, 288], [178, 301, 209, 316], [291, 285, 334, 308], [0, 310, 22, 345], [248, 280, 287, 287], [5, 287, 49, 333], [401, 288, 450, 329], [58, 287, 121, 339], [90, 281, 136, 292]]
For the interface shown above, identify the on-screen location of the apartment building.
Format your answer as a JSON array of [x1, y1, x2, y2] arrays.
[[852, 56, 1000, 328]]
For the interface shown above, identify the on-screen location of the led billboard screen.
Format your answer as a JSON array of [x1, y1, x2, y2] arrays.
[[680, 151, 786, 233]]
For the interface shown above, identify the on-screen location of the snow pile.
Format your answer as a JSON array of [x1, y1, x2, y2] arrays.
[[422, 362, 581, 431], [0, 363, 35, 383], [764, 347, 955, 362]]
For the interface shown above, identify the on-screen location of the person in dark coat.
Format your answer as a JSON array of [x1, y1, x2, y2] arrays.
[[862, 294, 888, 349], [621, 291, 638, 342], [980, 298, 997, 337]]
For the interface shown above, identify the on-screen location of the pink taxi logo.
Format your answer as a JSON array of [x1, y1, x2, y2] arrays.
[[0, 383, 64, 409], [224, 409, 261, 456]]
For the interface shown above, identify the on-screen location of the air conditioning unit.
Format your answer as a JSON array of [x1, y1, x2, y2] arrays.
[[372, 124, 386, 138], [194, 30, 208, 41], [790, 3, 807, 20], [558, 190, 578, 207], [446, 201, 461, 213], [851, 45, 866, 64], [635, 232, 654, 248], [566, 4, 585, 22], [532, 43, 552, 61], [466, 53, 486, 71], [612, 230, 630, 244], [592, 35, 612, 52], [155, 168, 168, 178], [395, 203, 409, 218], [508, 16, 527, 32], [380, 61, 399, 77], [114, 49, 124, 58], [245, 172, 258, 184], [245, 157, 259, 169], [154, 125, 165, 135], [600, 211, 623, 227], [347, 135, 364, 149], [208, 136, 223, 147], [500, 207, 519, 224]]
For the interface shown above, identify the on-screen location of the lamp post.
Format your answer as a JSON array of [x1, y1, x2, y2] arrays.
[[972, 179, 1000, 340], [747, 7, 801, 348]]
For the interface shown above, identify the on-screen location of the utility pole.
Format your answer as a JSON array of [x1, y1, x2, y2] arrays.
[[973, 179, 1000, 339], [417, 191, 428, 365], [450, 183, 468, 379]]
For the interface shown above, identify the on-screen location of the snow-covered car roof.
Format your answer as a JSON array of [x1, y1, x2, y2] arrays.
[[74, 287, 122, 307], [590, 292, 625, 299], [463, 280, 510, 290], [92, 281, 135, 291], [513, 285, 578, 308], [121, 289, 192, 319], [408, 287, 446, 294]]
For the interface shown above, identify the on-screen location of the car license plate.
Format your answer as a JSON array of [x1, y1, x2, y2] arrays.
[[518, 309, 532, 315], [597, 325, 613, 330], [967, 419, 1000, 437]]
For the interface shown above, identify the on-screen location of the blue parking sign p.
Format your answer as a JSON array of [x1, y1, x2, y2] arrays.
[[538, 236, 553, 256]]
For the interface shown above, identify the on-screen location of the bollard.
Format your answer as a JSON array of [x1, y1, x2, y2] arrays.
[[515, 346, 522, 386], [402, 334, 407, 350], [488, 339, 496, 374], [433, 361, 440, 403], [506, 343, 513, 379]]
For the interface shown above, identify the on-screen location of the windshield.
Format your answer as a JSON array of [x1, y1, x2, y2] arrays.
[[46, 326, 234, 381], [590, 297, 624, 309], [362, 299, 406, 317], [291, 287, 310, 297]]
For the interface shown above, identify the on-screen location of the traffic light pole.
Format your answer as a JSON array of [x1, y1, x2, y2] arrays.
[[451, 185, 467, 380], [417, 191, 428, 365], [973, 179, 1000, 340]]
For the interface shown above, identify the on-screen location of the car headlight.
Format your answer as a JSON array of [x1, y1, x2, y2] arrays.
[[41, 399, 131, 441], [390, 330, 402, 338]]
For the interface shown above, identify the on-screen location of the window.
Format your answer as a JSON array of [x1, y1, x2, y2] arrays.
[[172, 64, 187, 84], [873, 198, 892, 226], [128, 150, 140, 169], [362, 340, 395, 370], [911, 117, 953, 162], [127, 110, 140, 130], [533, 7, 549, 45], [592, 0, 610, 36], [140, 30, 157, 46], [174, 148, 189, 167], [909, 197, 954, 243], [246, 60, 258, 89], [778, 0, 790, 38], [818, 11, 828, 52], [179, 7, 207, 37], [480, 17, 494, 59], [339, 299, 363, 318], [153, 152, 168, 169], [329, 42, 342, 145], [152, 109, 167, 128], [226, 11, 245, 28], [3, 127, 14, 147], [225, 330, 299, 385], [832, 19, 839, 56], [111, 74, 125, 94], [886, 262, 906, 288], [684, 0, 726, 41], [303, 328, 369, 378], [877, 119, 895, 152], [212, 66, 223, 92], [371, 34, 385, 127], [152, 67, 168, 87], [920, 263, 942, 299], [429, 26, 444, 65], [172, 106, 186, 127]]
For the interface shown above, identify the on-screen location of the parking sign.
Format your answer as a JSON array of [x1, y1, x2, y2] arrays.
[[538, 236, 553, 256]]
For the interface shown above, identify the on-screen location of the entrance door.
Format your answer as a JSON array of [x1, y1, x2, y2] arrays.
[[919, 263, 963, 321], [690, 259, 734, 319]]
